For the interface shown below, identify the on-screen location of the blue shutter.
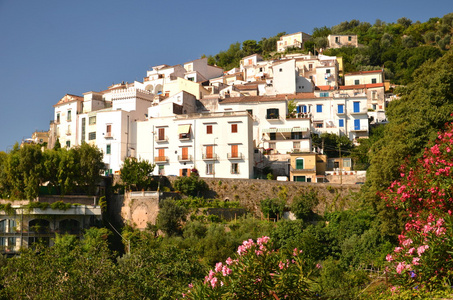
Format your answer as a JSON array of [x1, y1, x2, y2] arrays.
[[338, 104, 344, 114], [302, 105, 307, 113], [296, 106, 301, 113], [339, 119, 344, 127], [316, 105, 322, 113], [354, 119, 360, 130], [353, 102, 360, 113]]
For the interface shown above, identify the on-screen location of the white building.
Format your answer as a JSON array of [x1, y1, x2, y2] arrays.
[[52, 94, 84, 148], [277, 32, 312, 52]]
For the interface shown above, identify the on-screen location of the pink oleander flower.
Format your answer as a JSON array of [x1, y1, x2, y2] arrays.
[[316, 263, 322, 269], [386, 254, 394, 262], [293, 248, 299, 256], [412, 257, 420, 265], [396, 262, 406, 274], [225, 257, 233, 265], [257, 236, 270, 245], [237, 245, 246, 256], [407, 247, 416, 255], [215, 262, 223, 273], [210, 277, 218, 288], [222, 265, 232, 276], [394, 247, 403, 253], [435, 226, 446, 236], [188, 283, 193, 288], [279, 261, 285, 270], [255, 250, 263, 256], [402, 238, 413, 247], [417, 245, 429, 256]]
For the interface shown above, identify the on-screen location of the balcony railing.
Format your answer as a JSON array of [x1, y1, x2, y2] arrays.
[[290, 166, 316, 172], [178, 155, 193, 162], [350, 108, 368, 115], [155, 135, 168, 142], [227, 153, 243, 160], [154, 156, 168, 163], [179, 133, 191, 140], [351, 126, 368, 132], [104, 132, 113, 138], [202, 153, 218, 160], [65, 131, 71, 136], [266, 115, 282, 121]]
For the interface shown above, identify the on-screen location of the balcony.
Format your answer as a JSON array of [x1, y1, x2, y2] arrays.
[[351, 126, 368, 132], [179, 133, 191, 140], [202, 153, 218, 161], [266, 115, 283, 122], [290, 166, 316, 173], [286, 113, 312, 120], [65, 131, 71, 136], [178, 155, 193, 162], [155, 135, 168, 142], [227, 153, 243, 160], [154, 156, 169, 163], [350, 108, 368, 115], [104, 132, 113, 139]]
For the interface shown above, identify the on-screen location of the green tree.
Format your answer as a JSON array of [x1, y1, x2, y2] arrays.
[[120, 157, 155, 191], [156, 199, 187, 236], [76, 143, 105, 195], [290, 190, 319, 221], [173, 172, 208, 197]]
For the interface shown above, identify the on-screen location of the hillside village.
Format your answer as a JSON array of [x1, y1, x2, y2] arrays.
[[29, 32, 389, 183]]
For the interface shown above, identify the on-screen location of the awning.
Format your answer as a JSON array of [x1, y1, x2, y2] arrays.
[[277, 128, 292, 132], [177, 124, 191, 134], [263, 128, 277, 133], [292, 127, 307, 132]]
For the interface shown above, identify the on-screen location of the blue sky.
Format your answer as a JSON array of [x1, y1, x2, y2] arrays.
[[0, 0, 450, 152]]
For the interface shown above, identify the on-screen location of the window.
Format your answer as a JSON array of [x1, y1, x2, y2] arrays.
[[308, 64, 313, 71], [231, 163, 239, 174], [353, 102, 360, 113], [343, 159, 352, 168], [320, 92, 329, 97], [354, 79, 360, 85], [187, 77, 194, 81], [339, 119, 344, 127], [293, 141, 300, 150], [248, 59, 252, 65], [157, 148, 166, 161], [326, 69, 331, 74], [106, 124, 112, 137], [354, 119, 361, 130], [231, 144, 238, 158], [206, 145, 213, 159], [88, 132, 96, 140], [106, 144, 111, 154], [56, 113, 60, 123], [348, 36, 352, 41], [314, 122, 323, 128], [158, 165, 165, 175], [181, 147, 189, 160], [206, 163, 213, 175], [316, 104, 323, 113], [231, 124, 238, 133], [246, 109, 253, 116], [158, 128, 165, 141], [66, 141, 70, 148], [206, 125, 213, 134], [294, 176, 306, 182], [0, 220, 5, 233], [89, 116, 96, 125], [337, 104, 344, 114], [291, 132, 302, 139], [296, 158, 304, 169], [372, 104, 377, 110], [371, 91, 377, 100], [266, 108, 279, 119], [269, 132, 276, 140], [372, 78, 377, 84], [335, 37, 339, 43], [67, 110, 72, 122]]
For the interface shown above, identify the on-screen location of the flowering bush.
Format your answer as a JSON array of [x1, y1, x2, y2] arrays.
[[381, 123, 453, 293], [184, 236, 319, 299]]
